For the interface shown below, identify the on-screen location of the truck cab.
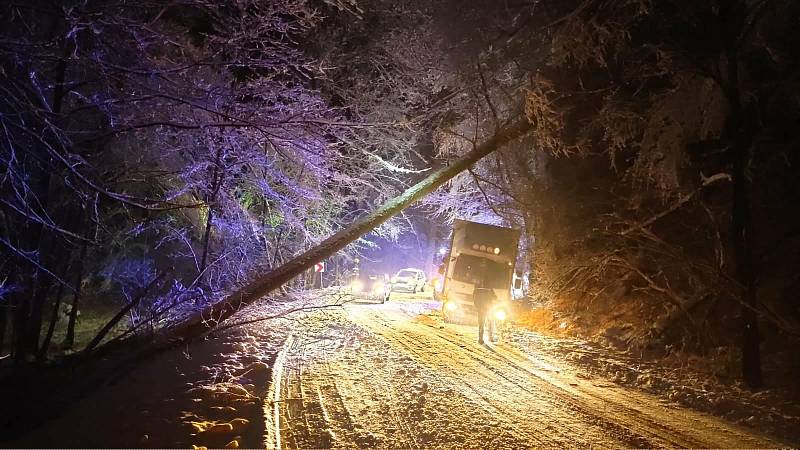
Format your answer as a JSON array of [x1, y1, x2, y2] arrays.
[[440, 220, 521, 323]]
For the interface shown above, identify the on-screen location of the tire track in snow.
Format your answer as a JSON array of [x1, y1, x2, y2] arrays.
[[270, 311, 427, 448], [358, 311, 629, 448], [343, 308, 541, 448], [352, 304, 785, 448], [357, 312, 593, 446], [413, 321, 688, 448], [361, 356, 420, 449], [413, 321, 684, 447], [415, 316, 778, 448], [428, 323, 774, 449], [272, 297, 787, 449]]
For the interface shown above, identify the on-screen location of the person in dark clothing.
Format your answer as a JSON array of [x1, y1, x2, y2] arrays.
[[473, 270, 497, 344]]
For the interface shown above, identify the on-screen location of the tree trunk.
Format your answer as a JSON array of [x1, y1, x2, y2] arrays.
[[37, 260, 70, 361], [0, 263, 13, 357], [25, 277, 53, 360], [14, 50, 70, 363], [84, 272, 165, 353], [650, 294, 709, 339], [11, 287, 27, 363], [199, 207, 215, 277], [725, 40, 762, 389], [101, 117, 532, 353], [732, 140, 761, 388], [0, 288, 7, 357], [63, 241, 87, 349], [199, 146, 224, 283]]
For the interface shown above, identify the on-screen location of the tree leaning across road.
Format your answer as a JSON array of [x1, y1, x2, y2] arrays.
[[101, 116, 533, 354]]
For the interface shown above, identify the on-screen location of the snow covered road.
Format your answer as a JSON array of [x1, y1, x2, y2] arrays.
[[267, 293, 788, 448]]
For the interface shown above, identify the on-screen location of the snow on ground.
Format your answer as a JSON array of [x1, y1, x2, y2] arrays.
[[8, 289, 798, 448], [5, 290, 345, 448], [269, 292, 795, 449], [506, 329, 800, 443]]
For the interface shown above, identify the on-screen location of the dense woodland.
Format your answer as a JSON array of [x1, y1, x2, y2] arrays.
[[1, 0, 799, 391]]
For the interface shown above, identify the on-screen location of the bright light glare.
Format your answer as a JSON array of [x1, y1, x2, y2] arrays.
[[373, 282, 384, 292], [351, 280, 364, 292], [445, 302, 458, 311], [493, 247, 500, 254], [494, 309, 507, 321], [439, 247, 448, 255]]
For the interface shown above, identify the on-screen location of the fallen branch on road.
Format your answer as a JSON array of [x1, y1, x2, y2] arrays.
[[213, 294, 353, 333], [84, 271, 167, 353]]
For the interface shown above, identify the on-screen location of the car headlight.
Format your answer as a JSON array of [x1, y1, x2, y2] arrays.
[[494, 309, 507, 321], [351, 280, 364, 292], [445, 302, 458, 311], [373, 282, 384, 292]]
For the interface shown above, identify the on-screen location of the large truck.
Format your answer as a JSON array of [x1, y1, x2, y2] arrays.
[[440, 219, 521, 324]]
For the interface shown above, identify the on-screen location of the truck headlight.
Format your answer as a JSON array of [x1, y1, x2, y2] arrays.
[[445, 302, 458, 311], [494, 309, 507, 321], [351, 280, 364, 292]]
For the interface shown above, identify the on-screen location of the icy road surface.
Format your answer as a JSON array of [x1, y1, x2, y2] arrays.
[[266, 293, 787, 449]]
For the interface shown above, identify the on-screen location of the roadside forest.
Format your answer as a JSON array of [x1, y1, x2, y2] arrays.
[[2, 0, 799, 406]]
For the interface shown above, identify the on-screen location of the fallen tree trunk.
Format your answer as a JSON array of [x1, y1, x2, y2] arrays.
[[94, 117, 532, 355], [620, 173, 730, 236], [84, 271, 166, 353]]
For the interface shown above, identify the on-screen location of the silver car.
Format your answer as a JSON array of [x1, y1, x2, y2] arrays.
[[390, 268, 427, 294]]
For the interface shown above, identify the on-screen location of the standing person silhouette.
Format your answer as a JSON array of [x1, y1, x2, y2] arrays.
[[472, 261, 497, 344]]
